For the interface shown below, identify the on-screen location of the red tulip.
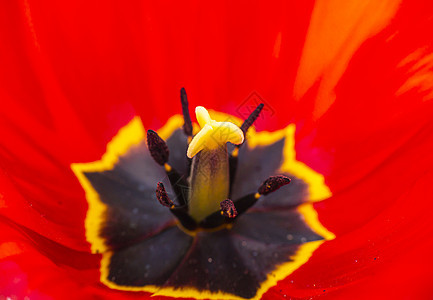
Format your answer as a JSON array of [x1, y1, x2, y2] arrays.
[[1, 0, 433, 299]]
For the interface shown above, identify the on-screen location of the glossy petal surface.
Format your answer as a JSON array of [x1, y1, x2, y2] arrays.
[[1, 0, 433, 299]]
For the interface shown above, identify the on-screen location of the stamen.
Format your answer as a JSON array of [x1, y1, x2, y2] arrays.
[[229, 103, 264, 195], [147, 130, 188, 206], [156, 182, 174, 208], [232, 175, 291, 216], [220, 199, 238, 218], [198, 199, 238, 228], [200, 174, 292, 227], [228, 151, 238, 196], [155, 182, 197, 231], [230, 193, 260, 217], [258, 175, 291, 195], [165, 168, 188, 206], [239, 103, 264, 140], [147, 130, 169, 166], [180, 88, 193, 138]]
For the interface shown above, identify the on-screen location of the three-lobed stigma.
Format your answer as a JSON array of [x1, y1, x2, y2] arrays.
[[187, 106, 244, 158]]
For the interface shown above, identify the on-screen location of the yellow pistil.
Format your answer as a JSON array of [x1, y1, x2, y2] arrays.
[[187, 106, 244, 221]]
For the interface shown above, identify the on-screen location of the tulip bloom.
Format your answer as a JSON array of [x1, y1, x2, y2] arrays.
[[1, 1, 433, 299]]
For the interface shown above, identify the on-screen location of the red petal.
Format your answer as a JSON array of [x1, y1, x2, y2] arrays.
[[1, 0, 433, 298]]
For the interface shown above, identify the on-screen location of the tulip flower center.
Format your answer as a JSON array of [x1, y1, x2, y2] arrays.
[[146, 93, 292, 233]]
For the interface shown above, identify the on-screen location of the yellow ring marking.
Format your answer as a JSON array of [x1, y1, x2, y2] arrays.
[[71, 111, 334, 300]]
